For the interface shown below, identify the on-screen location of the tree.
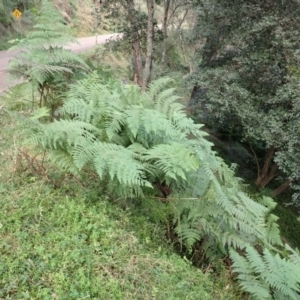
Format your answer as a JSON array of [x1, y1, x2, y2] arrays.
[[189, 0, 300, 201], [142, 0, 154, 91], [102, 0, 157, 88], [161, 0, 171, 63], [161, 0, 193, 63]]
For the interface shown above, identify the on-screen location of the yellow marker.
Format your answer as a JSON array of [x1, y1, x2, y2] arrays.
[[13, 9, 22, 19]]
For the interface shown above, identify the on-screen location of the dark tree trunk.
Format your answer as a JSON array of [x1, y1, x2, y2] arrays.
[[272, 180, 291, 197], [255, 146, 278, 188], [142, 0, 155, 91], [202, 35, 221, 66]]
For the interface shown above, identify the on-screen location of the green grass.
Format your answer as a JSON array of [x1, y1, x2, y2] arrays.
[[0, 110, 242, 299]]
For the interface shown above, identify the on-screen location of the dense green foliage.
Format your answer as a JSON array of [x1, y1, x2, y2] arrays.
[[0, 108, 241, 299], [1, 192, 221, 299], [28, 75, 205, 198], [0, 0, 17, 27], [190, 0, 300, 202], [2, 1, 300, 299], [26, 70, 300, 299], [274, 204, 300, 248], [0, 137, 237, 299], [230, 245, 300, 300]]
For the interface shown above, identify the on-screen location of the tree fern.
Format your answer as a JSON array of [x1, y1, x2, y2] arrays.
[[28, 74, 206, 197], [8, 0, 89, 111]]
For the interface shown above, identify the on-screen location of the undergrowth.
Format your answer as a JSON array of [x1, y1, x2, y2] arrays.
[[0, 110, 242, 299], [274, 204, 300, 249]]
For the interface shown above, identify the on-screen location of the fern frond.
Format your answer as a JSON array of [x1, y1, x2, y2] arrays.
[[263, 249, 300, 297], [175, 222, 201, 250], [145, 143, 200, 181], [230, 246, 300, 300], [30, 107, 51, 120], [10, 0, 76, 51], [265, 214, 282, 246], [0, 81, 36, 108], [48, 149, 80, 174], [285, 244, 300, 268], [8, 0, 89, 88], [146, 77, 175, 101]]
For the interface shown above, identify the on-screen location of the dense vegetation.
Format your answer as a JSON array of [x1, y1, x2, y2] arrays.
[[190, 0, 300, 202], [0, 121, 234, 298], [1, 0, 300, 299]]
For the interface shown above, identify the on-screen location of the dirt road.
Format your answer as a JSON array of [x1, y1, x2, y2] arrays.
[[0, 33, 119, 94], [0, 34, 118, 71]]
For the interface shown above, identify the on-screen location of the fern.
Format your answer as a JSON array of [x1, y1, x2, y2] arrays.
[[10, 1, 76, 50], [28, 74, 206, 197], [25, 71, 299, 298], [230, 246, 300, 300], [285, 244, 300, 268], [145, 143, 200, 181], [7, 0, 89, 111]]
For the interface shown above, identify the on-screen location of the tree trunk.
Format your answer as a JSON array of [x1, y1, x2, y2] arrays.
[[272, 180, 291, 197], [127, 0, 143, 86], [161, 0, 171, 64], [142, 0, 155, 91], [255, 146, 278, 188], [132, 41, 143, 86], [258, 162, 278, 188]]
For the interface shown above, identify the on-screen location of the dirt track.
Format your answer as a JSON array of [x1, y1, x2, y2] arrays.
[[0, 34, 119, 94]]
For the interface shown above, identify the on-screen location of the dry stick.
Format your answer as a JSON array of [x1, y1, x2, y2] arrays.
[[41, 149, 47, 170], [168, 1, 193, 23], [31, 82, 35, 111], [149, 196, 204, 201], [127, 1, 143, 86], [44, 86, 50, 106], [39, 86, 44, 108], [194, 236, 208, 266]]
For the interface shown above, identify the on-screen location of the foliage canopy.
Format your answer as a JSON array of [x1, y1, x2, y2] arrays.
[[190, 0, 300, 201]]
